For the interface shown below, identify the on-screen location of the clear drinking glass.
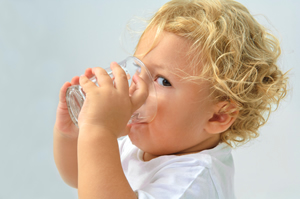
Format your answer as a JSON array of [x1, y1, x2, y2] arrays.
[[66, 56, 157, 127]]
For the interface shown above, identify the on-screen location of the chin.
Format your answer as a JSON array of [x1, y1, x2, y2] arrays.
[[128, 123, 147, 145], [129, 122, 148, 134], [130, 123, 161, 154]]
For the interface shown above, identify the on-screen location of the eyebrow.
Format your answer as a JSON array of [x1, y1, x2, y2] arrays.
[[135, 54, 173, 70], [148, 62, 172, 70], [151, 63, 164, 69], [151, 62, 185, 82]]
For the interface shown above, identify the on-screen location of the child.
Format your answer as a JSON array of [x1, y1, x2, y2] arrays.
[[53, 0, 288, 198]]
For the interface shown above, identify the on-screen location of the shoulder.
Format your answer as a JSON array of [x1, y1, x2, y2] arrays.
[[126, 142, 235, 199], [118, 137, 235, 198], [154, 144, 235, 198], [195, 143, 235, 199], [136, 166, 219, 199]]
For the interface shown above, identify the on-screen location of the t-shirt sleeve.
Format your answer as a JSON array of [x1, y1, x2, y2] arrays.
[[135, 165, 218, 199], [117, 136, 128, 154]]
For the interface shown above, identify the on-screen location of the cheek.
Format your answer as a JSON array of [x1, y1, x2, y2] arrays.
[[154, 93, 177, 121], [153, 94, 189, 130], [152, 89, 211, 132]]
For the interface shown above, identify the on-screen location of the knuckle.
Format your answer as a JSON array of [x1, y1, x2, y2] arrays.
[[81, 77, 89, 84], [94, 67, 107, 75], [118, 73, 128, 81], [94, 67, 105, 72]]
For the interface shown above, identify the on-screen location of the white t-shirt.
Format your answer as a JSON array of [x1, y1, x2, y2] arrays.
[[118, 136, 235, 199]]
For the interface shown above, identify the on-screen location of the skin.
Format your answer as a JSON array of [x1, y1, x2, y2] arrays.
[[130, 31, 223, 160], [53, 30, 238, 198]]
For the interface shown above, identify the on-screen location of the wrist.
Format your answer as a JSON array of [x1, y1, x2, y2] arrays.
[[54, 124, 79, 139], [78, 124, 118, 140]]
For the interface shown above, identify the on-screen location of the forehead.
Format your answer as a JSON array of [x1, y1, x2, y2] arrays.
[[135, 30, 194, 74]]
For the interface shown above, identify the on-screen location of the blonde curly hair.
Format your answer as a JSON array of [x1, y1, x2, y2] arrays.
[[136, 0, 288, 147]]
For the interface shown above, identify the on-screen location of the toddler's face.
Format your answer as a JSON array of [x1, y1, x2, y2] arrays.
[[128, 30, 218, 157]]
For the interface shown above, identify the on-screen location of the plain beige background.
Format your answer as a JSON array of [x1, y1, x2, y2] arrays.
[[0, 0, 299, 198]]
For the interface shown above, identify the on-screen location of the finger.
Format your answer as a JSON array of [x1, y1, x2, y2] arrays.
[[128, 80, 137, 97], [59, 82, 72, 103], [92, 67, 114, 88], [84, 68, 93, 79], [79, 75, 97, 93], [130, 74, 148, 112], [70, 76, 80, 85], [111, 62, 129, 94]]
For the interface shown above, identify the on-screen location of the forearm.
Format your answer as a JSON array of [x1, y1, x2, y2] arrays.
[[77, 126, 136, 199], [53, 126, 78, 188]]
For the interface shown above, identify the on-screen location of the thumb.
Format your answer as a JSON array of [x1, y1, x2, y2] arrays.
[[59, 82, 72, 104], [130, 74, 148, 112]]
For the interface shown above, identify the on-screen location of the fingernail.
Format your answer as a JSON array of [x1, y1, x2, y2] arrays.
[[111, 61, 118, 66]]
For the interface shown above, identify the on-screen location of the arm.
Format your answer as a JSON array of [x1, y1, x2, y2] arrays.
[[53, 125, 78, 188], [77, 127, 136, 198], [53, 68, 93, 188], [77, 63, 147, 198]]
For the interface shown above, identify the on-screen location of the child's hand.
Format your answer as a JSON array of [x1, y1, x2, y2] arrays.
[[78, 62, 148, 138], [55, 68, 93, 138]]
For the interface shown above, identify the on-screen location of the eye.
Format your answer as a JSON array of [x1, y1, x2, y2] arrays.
[[156, 76, 172, 87]]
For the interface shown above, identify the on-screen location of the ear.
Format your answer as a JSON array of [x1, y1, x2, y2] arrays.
[[205, 101, 239, 135]]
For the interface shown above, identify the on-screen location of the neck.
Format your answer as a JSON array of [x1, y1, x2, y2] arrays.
[[143, 134, 221, 161]]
